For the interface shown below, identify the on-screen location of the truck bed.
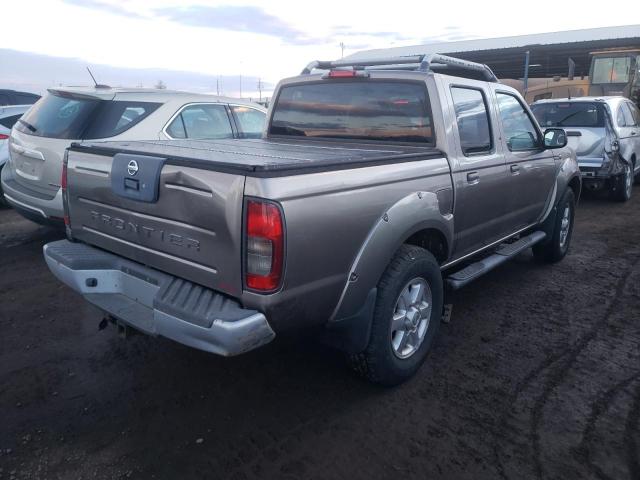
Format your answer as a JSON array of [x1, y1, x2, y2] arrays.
[[69, 138, 444, 177]]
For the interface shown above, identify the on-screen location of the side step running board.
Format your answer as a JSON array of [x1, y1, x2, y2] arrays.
[[446, 231, 546, 290]]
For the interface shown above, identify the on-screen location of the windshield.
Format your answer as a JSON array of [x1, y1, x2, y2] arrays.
[[531, 102, 605, 128], [14, 92, 160, 139], [270, 81, 433, 143]]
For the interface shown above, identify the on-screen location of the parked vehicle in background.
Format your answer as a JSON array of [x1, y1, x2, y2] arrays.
[[532, 96, 640, 201], [44, 54, 580, 386], [588, 49, 640, 107], [0, 89, 40, 106], [0, 105, 30, 206], [1, 87, 266, 225]]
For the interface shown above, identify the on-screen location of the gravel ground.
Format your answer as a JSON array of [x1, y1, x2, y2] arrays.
[[0, 192, 639, 480]]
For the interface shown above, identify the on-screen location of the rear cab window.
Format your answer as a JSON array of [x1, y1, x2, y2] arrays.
[[269, 81, 433, 143], [14, 91, 160, 139]]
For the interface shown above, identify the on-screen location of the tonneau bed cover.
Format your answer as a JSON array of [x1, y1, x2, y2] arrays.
[[69, 138, 444, 177]]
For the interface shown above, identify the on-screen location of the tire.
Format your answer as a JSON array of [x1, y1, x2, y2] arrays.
[[611, 163, 633, 202], [533, 188, 575, 263], [0, 166, 7, 208], [348, 245, 443, 386]]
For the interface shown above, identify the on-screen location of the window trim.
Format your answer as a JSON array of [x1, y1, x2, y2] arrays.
[[449, 84, 495, 157], [162, 102, 236, 140], [495, 90, 543, 152], [266, 78, 436, 146]]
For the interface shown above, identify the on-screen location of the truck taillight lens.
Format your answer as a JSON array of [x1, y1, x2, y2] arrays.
[[245, 199, 284, 292]]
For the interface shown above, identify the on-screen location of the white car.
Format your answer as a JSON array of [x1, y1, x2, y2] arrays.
[[1, 87, 266, 225], [0, 105, 31, 206]]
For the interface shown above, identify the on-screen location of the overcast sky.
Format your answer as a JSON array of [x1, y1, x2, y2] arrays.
[[3, 0, 636, 95]]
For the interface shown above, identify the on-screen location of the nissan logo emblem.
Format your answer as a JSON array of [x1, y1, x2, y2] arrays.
[[127, 160, 139, 176]]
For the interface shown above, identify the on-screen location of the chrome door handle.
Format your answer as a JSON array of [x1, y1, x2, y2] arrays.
[[467, 172, 480, 183], [510, 164, 520, 174]]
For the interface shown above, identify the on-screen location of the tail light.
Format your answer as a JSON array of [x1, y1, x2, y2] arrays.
[[322, 69, 370, 79], [0, 133, 9, 140], [245, 199, 284, 292]]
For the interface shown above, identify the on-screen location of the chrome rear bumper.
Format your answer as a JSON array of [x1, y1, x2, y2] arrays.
[[43, 240, 275, 356]]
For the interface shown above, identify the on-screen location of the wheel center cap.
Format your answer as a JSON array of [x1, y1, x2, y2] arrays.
[[406, 307, 420, 330]]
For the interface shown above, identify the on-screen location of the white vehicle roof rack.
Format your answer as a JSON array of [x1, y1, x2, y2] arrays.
[[301, 53, 498, 82]]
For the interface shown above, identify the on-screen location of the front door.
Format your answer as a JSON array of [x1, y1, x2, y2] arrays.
[[494, 90, 557, 231]]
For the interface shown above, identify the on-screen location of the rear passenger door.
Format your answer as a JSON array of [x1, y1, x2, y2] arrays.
[[493, 89, 557, 231], [164, 104, 235, 140], [445, 80, 512, 257]]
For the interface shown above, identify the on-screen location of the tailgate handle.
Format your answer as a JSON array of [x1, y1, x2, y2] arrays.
[[124, 178, 139, 191]]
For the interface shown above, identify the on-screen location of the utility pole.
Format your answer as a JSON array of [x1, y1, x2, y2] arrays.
[[257, 78, 263, 102], [216, 77, 220, 96], [523, 50, 530, 97], [339, 42, 345, 59]]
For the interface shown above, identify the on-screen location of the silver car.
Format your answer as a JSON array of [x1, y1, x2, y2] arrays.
[[531, 96, 640, 201], [0, 105, 30, 206], [1, 87, 266, 225]]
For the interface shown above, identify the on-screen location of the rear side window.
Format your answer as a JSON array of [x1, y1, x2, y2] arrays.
[[166, 104, 233, 140], [0, 114, 23, 129], [496, 93, 540, 151], [622, 103, 637, 127], [231, 105, 265, 138], [450, 87, 492, 155], [83, 101, 160, 139], [270, 81, 433, 143], [531, 102, 605, 128]]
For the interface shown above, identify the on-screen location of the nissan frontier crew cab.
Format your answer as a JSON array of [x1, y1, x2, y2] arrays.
[[43, 54, 581, 385]]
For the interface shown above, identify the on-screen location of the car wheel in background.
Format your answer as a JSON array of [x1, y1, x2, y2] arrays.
[[348, 245, 443, 386], [611, 163, 633, 202]]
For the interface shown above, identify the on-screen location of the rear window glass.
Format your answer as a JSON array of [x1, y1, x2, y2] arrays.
[[270, 81, 433, 143], [15, 92, 160, 139], [531, 102, 605, 128]]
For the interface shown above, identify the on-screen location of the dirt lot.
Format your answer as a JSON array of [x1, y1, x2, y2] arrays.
[[1, 192, 639, 480]]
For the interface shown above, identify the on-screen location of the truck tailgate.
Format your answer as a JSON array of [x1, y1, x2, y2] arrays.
[[65, 149, 245, 297]]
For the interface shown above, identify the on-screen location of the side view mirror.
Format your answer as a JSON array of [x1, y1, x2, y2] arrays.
[[543, 128, 567, 149]]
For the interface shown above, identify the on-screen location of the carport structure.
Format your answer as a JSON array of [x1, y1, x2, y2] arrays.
[[346, 25, 640, 80]]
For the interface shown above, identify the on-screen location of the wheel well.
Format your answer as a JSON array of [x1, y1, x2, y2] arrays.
[[404, 228, 447, 264], [568, 176, 581, 200]]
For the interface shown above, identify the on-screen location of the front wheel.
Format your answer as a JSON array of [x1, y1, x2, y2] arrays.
[[348, 245, 443, 386], [533, 189, 575, 263]]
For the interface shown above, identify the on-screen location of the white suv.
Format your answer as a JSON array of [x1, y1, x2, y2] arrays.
[[1, 87, 266, 225]]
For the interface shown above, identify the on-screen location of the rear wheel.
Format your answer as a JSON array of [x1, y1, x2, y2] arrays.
[[611, 163, 633, 202], [348, 245, 443, 386], [533, 189, 575, 263]]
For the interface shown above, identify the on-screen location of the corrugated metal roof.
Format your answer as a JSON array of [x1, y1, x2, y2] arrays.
[[346, 25, 640, 60]]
